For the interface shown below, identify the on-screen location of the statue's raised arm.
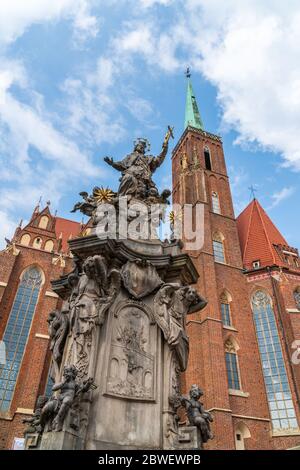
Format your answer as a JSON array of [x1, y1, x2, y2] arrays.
[[150, 126, 174, 173]]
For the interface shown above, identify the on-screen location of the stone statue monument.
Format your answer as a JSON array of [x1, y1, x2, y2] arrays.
[[33, 127, 211, 450]]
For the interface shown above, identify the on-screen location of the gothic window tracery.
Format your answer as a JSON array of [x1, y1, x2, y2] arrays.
[[252, 290, 298, 430], [0, 267, 43, 412]]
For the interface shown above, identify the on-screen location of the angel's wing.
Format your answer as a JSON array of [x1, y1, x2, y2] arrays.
[[107, 268, 121, 297]]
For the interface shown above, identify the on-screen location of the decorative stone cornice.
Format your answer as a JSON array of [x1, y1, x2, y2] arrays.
[[172, 126, 222, 156]]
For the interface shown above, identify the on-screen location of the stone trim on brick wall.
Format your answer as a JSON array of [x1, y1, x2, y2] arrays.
[[207, 407, 232, 413], [15, 408, 34, 415], [35, 333, 50, 339], [232, 414, 270, 422], [229, 389, 250, 398], [45, 290, 59, 298], [272, 429, 300, 437]]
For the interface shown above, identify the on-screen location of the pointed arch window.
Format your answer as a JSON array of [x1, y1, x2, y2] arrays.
[[20, 234, 31, 246], [252, 291, 298, 430], [204, 146, 212, 171], [0, 267, 43, 412], [213, 232, 226, 264], [225, 338, 241, 390], [33, 237, 42, 249], [220, 292, 232, 326], [44, 240, 54, 252], [212, 192, 221, 214]]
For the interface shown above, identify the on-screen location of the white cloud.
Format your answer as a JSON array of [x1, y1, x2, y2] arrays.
[[112, 0, 300, 171], [61, 76, 125, 147], [0, 0, 98, 46], [269, 186, 295, 209], [139, 0, 174, 7], [190, 1, 300, 171], [0, 56, 102, 245], [0, 1, 103, 247], [0, 210, 17, 247]]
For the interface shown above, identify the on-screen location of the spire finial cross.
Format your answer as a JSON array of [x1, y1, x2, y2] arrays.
[[185, 67, 191, 79], [249, 185, 258, 200]]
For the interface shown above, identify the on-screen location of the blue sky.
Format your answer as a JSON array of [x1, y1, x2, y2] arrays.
[[0, 0, 299, 249]]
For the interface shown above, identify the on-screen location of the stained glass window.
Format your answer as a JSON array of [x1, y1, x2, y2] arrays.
[[0, 267, 42, 412], [252, 291, 298, 430]]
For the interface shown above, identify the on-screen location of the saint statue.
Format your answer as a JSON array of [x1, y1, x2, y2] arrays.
[[104, 127, 174, 204]]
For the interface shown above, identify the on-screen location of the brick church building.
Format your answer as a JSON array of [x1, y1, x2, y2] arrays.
[[1, 77, 300, 450]]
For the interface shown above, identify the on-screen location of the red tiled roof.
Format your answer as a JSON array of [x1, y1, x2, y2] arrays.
[[237, 199, 287, 270], [55, 217, 82, 252]]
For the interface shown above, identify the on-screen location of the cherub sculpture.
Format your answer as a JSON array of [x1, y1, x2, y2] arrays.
[[180, 384, 213, 444], [23, 395, 49, 434], [40, 365, 96, 432]]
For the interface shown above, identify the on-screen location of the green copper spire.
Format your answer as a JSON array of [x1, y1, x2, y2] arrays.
[[184, 68, 204, 131]]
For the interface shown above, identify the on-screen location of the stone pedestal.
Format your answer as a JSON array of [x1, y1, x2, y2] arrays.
[[178, 426, 202, 450], [40, 430, 83, 450], [40, 236, 204, 450]]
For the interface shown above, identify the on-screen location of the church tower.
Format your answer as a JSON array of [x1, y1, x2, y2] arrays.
[[172, 72, 300, 449]]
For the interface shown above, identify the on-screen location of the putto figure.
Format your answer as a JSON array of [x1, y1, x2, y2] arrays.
[[181, 384, 213, 445], [23, 395, 49, 434], [40, 365, 95, 432]]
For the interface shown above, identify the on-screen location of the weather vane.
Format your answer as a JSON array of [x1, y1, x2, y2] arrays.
[[185, 67, 191, 79]]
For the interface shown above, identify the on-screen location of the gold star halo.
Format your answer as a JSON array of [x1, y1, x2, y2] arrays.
[[93, 187, 115, 203], [168, 210, 183, 223]]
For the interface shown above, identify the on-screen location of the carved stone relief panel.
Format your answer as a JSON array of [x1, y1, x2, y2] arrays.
[[106, 302, 155, 401]]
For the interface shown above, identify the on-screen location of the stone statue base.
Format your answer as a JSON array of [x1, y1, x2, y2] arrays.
[[178, 426, 202, 450], [35, 234, 208, 450], [40, 430, 84, 450]]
